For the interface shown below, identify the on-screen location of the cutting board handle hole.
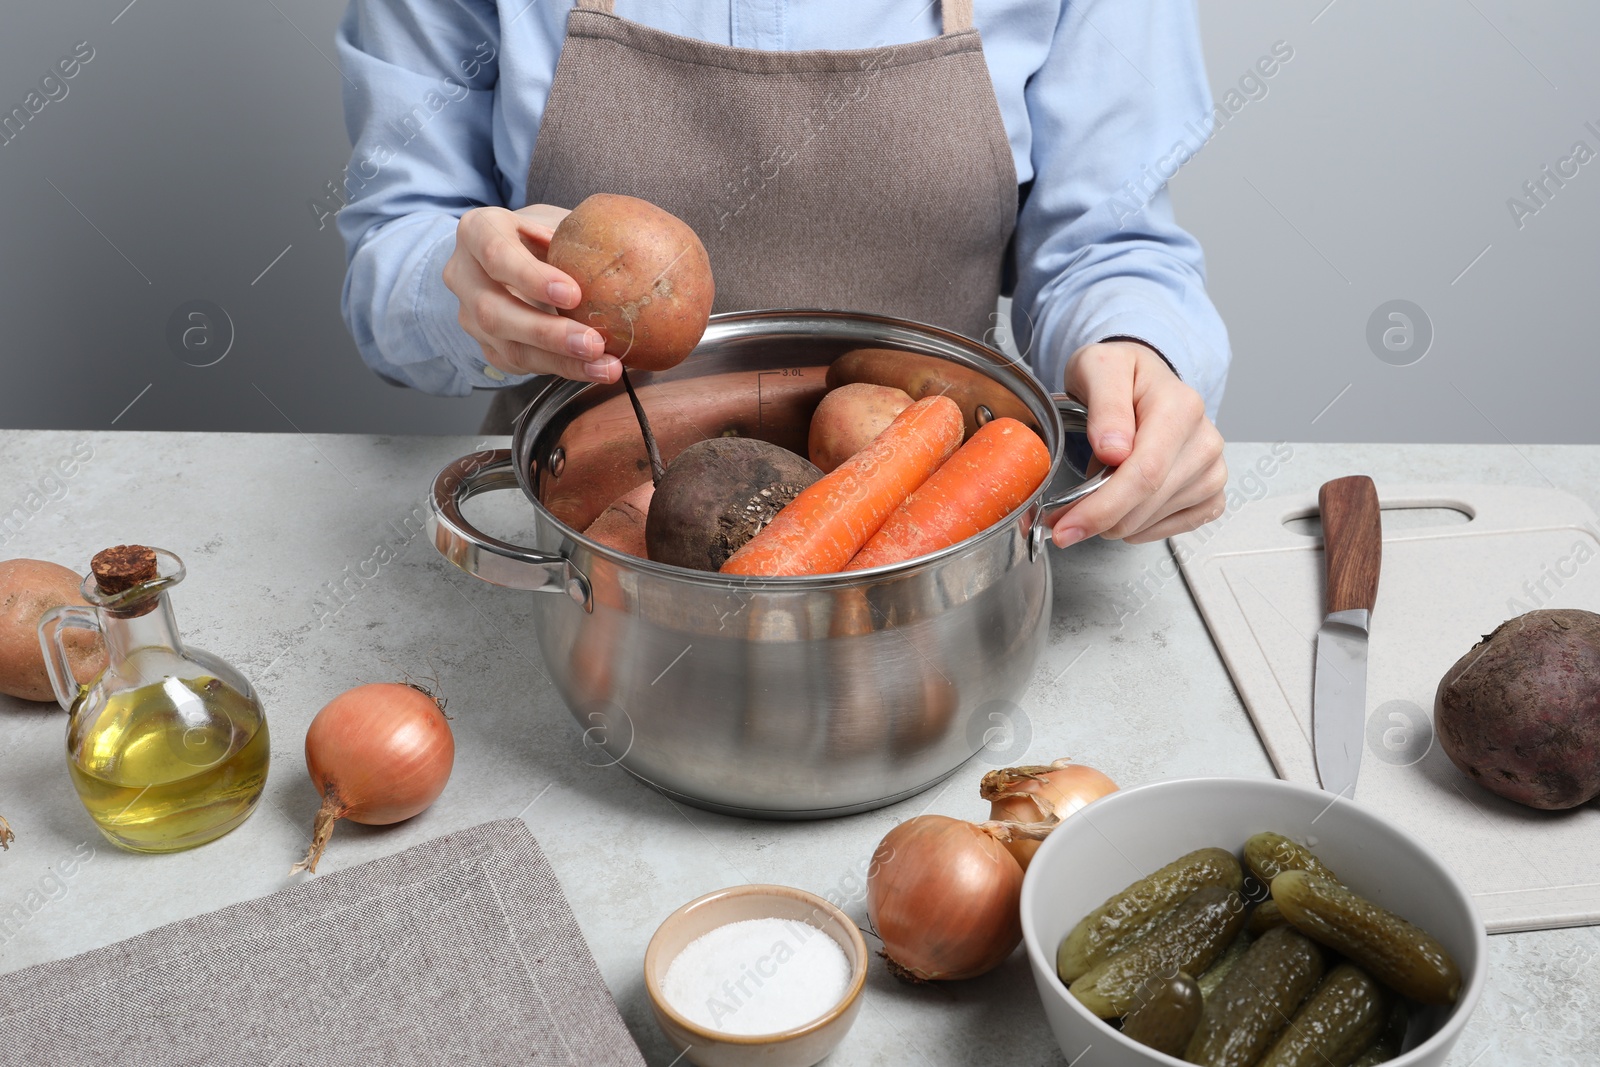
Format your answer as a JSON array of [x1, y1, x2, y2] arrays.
[[1282, 504, 1474, 537]]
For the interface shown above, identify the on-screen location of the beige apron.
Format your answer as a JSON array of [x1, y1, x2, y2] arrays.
[[480, 0, 1018, 434]]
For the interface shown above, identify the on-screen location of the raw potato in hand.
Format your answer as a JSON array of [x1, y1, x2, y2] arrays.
[[0, 558, 105, 702], [1435, 608, 1600, 809], [808, 383, 913, 473], [546, 193, 714, 372]]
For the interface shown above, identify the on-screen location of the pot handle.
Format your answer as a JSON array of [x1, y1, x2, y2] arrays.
[[1030, 394, 1116, 558], [427, 449, 593, 611]]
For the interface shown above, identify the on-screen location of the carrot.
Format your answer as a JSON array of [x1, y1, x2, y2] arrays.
[[720, 395, 964, 577], [845, 417, 1050, 571]]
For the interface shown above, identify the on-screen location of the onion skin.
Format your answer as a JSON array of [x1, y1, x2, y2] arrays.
[[981, 760, 1117, 870], [866, 814, 1024, 981], [292, 683, 455, 874]]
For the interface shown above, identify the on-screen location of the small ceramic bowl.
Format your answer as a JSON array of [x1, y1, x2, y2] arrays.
[[644, 884, 868, 1067], [1020, 777, 1488, 1067]]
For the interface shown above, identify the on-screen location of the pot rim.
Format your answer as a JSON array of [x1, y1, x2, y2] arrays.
[[509, 308, 1095, 589]]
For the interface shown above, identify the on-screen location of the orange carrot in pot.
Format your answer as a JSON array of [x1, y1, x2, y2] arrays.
[[720, 395, 964, 577], [846, 418, 1050, 571]]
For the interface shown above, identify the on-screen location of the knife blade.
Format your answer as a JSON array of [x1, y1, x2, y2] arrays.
[[1313, 475, 1383, 798]]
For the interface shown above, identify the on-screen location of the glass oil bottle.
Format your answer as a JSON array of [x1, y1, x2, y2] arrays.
[[39, 545, 269, 853]]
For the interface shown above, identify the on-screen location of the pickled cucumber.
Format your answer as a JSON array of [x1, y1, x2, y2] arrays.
[[1057, 846, 1244, 982], [1247, 898, 1287, 937], [1184, 925, 1325, 1067], [1195, 932, 1251, 1000], [1272, 870, 1461, 1004], [1349, 1000, 1409, 1066], [1119, 970, 1203, 1057], [1257, 963, 1388, 1067], [1070, 886, 1246, 1017], [1244, 831, 1340, 885]]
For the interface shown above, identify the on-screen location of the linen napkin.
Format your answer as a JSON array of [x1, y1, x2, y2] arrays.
[[0, 818, 644, 1066]]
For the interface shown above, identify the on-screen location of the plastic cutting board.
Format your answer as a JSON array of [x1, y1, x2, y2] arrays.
[[1171, 483, 1600, 932]]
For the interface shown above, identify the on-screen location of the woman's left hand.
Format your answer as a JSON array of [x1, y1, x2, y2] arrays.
[[1050, 339, 1227, 546]]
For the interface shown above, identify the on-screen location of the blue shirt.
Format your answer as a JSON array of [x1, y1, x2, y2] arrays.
[[333, 0, 1232, 418]]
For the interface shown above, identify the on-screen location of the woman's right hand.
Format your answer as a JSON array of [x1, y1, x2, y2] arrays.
[[442, 204, 621, 383]]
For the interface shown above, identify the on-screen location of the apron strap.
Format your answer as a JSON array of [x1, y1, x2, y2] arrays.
[[573, 1, 973, 34], [940, 0, 974, 34]]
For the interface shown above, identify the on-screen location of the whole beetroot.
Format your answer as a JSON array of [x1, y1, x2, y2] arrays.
[[1435, 609, 1600, 810]]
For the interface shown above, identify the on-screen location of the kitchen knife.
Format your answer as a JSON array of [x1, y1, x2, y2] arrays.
[[1313, 475, 1383, 798]]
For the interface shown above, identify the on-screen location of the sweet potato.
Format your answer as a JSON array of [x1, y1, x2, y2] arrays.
[[547, 194, 714, 372], [826, 348, 1038, 440], [540, 367, 829, 532], [583, 481, 654, 558], [808, 383, 913, 474], [1435, 608, 1600, 810], [0, 558, 105, 703], [646, 438, 822, 572]]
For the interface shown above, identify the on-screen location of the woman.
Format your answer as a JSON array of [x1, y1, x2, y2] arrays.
[[336, 0, 1230, 546]]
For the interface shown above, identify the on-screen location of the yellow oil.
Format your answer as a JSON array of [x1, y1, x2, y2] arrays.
[[67, 675, 270, 853]]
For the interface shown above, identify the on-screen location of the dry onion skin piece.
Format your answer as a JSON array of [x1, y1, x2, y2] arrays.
[[981, 758, 1118, 868]]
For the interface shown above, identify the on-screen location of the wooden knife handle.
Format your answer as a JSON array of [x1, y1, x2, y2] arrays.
[[1319, 475, 1382, 614]]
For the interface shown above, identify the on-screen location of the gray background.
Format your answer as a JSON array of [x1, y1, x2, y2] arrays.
[[0, 0, 1594, 441]]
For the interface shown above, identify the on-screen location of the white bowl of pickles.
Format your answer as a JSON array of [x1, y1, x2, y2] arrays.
[[1019, 777, 1486, 1067]]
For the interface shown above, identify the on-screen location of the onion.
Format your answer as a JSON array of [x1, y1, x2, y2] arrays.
[[980, 759, 1117, 870], [1, 814, 12, 850], [290, 683, 455, 875], [866, 814, 1028, 981]]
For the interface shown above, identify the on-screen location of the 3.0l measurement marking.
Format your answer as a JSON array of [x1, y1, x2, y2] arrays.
[[755, 368, 809, 428]]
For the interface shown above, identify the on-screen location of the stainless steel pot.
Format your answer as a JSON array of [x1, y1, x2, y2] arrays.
[[428, 310, 1107, 818]]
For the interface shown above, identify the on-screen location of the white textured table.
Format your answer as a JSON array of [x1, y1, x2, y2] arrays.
[[0, 432, 1592, 1066]]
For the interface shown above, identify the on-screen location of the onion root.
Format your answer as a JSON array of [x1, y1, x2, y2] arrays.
[[289, 787, 350, 875]]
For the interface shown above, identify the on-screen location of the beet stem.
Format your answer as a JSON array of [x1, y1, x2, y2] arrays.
[[620, 369, 667, 486]]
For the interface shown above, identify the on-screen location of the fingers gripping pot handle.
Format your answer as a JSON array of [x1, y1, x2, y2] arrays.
[[428, 449, 593, 611], [1028, 394, 1115, 560]]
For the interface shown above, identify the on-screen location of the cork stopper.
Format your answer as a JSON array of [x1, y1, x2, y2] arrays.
[[91, 545, 159, 596]]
